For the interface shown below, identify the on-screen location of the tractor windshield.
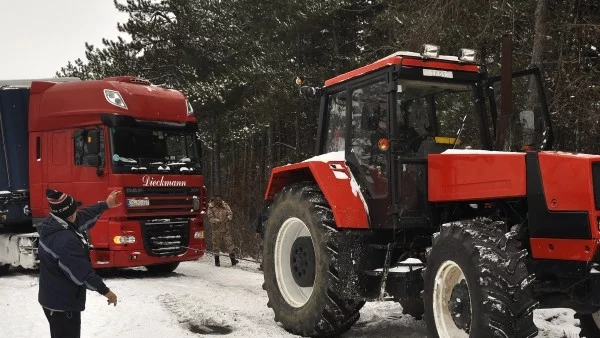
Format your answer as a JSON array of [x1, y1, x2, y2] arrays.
[[396, 80, 484, 152]]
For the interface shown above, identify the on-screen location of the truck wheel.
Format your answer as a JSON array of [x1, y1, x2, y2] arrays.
[[263, 182, 365, 337], [575, 311, 600, 337], [423, 219, 538, 338], [0, 264, 9, 276], [146, 262, 180, 274], [399, 298, 424, 320]]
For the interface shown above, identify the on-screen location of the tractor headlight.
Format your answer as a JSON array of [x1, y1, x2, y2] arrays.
[[104, 89, 128, 110], [459, 48, 479, 63], [421, 44, 440, 58], [194, 231, 204, 239]]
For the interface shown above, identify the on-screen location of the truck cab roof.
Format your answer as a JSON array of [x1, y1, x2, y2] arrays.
[[0, 77, 81, 88]]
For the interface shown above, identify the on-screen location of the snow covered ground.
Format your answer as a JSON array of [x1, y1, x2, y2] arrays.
[[0, 256, 583, 337]]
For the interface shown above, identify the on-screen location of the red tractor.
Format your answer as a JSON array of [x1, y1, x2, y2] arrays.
[[260, 40, 600, 338]]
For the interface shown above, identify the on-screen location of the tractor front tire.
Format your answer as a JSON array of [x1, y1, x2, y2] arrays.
[[575, 311, 600, 338], [423, 218, 538, 338], [262, 182, 365, 337]]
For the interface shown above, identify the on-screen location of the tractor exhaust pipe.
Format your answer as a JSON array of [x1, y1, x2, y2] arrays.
[[496, 34, 513, 150]]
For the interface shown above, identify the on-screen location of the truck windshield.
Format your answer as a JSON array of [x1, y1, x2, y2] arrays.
[[110, 127, 201, 174]]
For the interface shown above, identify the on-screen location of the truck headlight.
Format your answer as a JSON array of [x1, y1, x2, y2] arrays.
[[194, 231, 204, 239], [104, 89, 128, 109], [113, 236, 136, 244]]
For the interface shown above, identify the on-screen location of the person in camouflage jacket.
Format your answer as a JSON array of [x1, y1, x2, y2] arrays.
[[207, 195, 238, 266]]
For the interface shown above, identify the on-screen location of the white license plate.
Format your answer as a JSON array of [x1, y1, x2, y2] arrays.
[[127, 199, 150, 207]]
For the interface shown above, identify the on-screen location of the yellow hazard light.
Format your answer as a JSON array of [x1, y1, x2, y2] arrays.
[[435, 136, 460, 145]]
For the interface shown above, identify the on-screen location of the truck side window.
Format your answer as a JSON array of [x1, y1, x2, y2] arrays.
[[74, 129, 104, 167]]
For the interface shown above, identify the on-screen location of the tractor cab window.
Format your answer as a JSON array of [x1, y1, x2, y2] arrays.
[[396, 80, 483, 155], [350, 80, 389, 198], [323, 90, 347, 153]]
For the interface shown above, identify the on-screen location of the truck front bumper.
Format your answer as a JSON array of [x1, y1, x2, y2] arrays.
[[90, 245, 204, 269]]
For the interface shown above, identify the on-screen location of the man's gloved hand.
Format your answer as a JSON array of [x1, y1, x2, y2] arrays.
[[104, 290, 118, 306]]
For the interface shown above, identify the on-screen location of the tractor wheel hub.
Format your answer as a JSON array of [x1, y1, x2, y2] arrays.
[[290, 237, 316, 287], [449, 280, 471, 331]]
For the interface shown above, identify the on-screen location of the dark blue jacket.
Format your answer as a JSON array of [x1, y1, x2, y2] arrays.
[[37, 202, 110, 312]]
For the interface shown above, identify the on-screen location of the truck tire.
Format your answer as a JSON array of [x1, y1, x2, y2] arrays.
[[423, 218, 538, 338], [0, 264, 9, 276], [575, 311, 600, 338], [146, 262, 180, 274], [262, 182, 365, 337]]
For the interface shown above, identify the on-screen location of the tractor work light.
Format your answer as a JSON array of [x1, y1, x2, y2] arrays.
[[421, 44, 440, 58], [459, 48, 479, 63], [113, 236, 136, 244], [104, 89, 128, 110]]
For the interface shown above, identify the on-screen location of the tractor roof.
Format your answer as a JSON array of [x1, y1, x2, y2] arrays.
[[324, 52, 480, 87]]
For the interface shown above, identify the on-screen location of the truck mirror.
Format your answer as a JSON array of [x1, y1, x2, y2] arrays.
[[87, 130, 100, 154]]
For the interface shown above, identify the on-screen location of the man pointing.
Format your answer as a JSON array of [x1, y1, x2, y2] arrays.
[[37, 189, 121, 338]]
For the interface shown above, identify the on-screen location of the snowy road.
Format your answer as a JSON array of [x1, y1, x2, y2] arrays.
[[0, 256, 583, 337]]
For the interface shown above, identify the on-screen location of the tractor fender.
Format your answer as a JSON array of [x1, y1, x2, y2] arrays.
[[265, 160, 369, 229]]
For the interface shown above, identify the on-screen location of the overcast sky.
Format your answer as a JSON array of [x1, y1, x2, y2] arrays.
[[1, 0, 128, 79]]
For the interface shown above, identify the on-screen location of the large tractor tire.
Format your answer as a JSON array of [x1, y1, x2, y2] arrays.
[[575, 311, 600, 338], [423, 218, 538, 338], [262, 182, 365, 337]]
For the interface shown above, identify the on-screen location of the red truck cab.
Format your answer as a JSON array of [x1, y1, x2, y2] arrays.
[[0, 76, 205, 273]]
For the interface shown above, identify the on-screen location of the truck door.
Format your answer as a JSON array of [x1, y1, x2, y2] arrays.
[[47, 131, 72, 185]]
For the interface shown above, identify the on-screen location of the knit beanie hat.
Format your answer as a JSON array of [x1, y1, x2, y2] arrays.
[[46, 189, 77, 220]]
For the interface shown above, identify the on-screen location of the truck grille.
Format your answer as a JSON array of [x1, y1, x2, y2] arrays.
[[124, 187, 201, 216], [141, 219, 190, 257]]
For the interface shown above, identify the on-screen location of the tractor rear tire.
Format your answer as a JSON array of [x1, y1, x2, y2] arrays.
[[423, 218, 538, 338], [146, 262, 180, 274], [575, 311, 600, 338], [262, 182, 365, 337], [0, 264, 9, 276]]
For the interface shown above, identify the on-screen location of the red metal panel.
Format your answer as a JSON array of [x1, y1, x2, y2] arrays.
[[401, 58, 480, 72], [428, 152, 527, 202], [537, 152, 598, 211], [324, 55, 402, 87], [265, 162, 370, 229], [530, 238, 599, 261]]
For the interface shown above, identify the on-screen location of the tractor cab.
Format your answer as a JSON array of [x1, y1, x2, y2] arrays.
[[315, 44, 553, 228]]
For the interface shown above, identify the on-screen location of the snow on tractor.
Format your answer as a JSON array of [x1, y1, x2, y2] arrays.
[[260, 39, 600, 338]]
